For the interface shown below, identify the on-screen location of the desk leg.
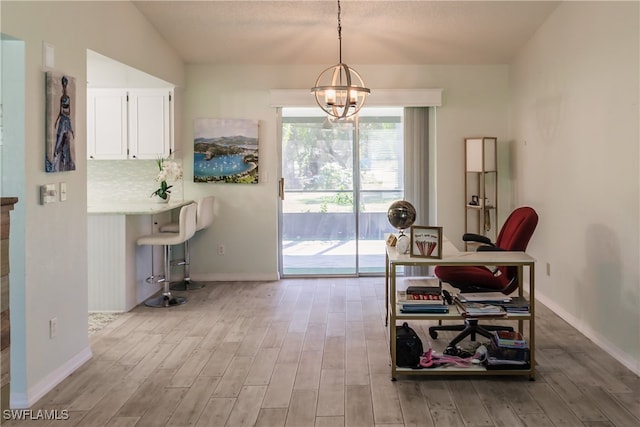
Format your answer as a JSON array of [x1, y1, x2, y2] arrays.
[[390, 263, 397, 380], [528, 263, 536, 380], [385, 251, 389, 326]]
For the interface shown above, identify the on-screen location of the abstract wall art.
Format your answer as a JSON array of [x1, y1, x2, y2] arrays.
[[45, 71, 76, 172]]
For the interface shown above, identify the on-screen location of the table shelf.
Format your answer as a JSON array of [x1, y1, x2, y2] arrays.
[[385, 242, 536, 381]]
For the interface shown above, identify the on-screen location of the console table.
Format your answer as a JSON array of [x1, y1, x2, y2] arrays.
[[385, 242, 536, 380]]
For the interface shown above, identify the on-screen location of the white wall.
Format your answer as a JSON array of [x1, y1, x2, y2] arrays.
[[183, 64, 510, 280], [8, 0, 637, 409], [1, 1, 184, 407], [510, 1, 640, 372]]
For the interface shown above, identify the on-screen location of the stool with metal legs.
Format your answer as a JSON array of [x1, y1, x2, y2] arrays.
[[160, 195, 215, 291], [137, 203, 197, 307]]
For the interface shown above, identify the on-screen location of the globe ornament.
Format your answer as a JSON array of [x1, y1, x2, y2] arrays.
[[387, 200, 417, 231], [387, 200, 417, 254]]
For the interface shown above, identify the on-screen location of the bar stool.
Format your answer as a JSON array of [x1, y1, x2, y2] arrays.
[[160, 196, 215, 291], [137, 203, 197, 307]]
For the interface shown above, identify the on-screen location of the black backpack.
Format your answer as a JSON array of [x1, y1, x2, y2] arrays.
[[396, 322, 424, 368]]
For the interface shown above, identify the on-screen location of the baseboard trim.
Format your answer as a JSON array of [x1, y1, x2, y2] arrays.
[[10, 346, 93, 409], [537, 292, 640, 376], [191, 272, 280, 282]]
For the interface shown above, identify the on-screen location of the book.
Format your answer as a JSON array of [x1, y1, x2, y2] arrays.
[[405, 277, 440, 288], [397, 291, 443, 305], [406, 286, 441, 295], [456, 292, 511, 303], [455, 299, 506, 317], [400, 305, 449, 314], [497, 296, 530, 313], [405, 277, 440, 294], [492, 330, 527, 348]]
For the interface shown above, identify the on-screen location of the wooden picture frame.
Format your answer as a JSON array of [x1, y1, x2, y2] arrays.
[[410, 226, 443, 259]]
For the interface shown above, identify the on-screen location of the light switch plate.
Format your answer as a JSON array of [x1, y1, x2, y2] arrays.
[[40, 184, 57, 205], [43, 42, 55, 69], [60, 182, 67, 201]]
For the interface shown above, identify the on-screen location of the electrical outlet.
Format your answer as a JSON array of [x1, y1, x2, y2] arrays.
[[218, 244, 225, 255], [49, 317, 58, 338]]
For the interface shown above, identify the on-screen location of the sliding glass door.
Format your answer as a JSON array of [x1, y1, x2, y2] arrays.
[[279, 107, 403, 276]]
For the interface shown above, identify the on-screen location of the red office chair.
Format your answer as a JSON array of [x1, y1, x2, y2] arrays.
[[429, 206, 538, 346]]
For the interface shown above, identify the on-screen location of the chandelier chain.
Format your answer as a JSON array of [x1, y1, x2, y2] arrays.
[[337, 0, 342, 63]]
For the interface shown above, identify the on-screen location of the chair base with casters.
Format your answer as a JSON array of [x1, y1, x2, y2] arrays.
[[137, 203, 197, 308], [159, 196, 215, 292], [428, 320, 513, 347]]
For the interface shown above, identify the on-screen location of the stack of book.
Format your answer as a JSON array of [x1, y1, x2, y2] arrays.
[[486, 330, 529, 369], [492, 330, 527, 348], [397, 285, 448, 313], [454, 299, 506, 317], [497, 296, 530, 313]]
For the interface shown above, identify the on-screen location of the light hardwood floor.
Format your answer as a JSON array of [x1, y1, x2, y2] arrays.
[[6, 278, 639, 426]]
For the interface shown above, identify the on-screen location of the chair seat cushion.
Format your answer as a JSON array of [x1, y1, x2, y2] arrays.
[[159, 222, 179, 233], [434, 265, 509, 292]]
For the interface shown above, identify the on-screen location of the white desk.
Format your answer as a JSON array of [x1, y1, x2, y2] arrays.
[[385, 241, 536, 380], [88, 200, 193, 312]]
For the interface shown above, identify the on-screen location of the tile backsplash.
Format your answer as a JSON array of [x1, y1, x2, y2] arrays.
[[87, 160, 183, 204]]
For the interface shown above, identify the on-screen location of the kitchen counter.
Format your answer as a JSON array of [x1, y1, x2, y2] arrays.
[[88, 199, 193, 215], [87, 199, 193, 312]]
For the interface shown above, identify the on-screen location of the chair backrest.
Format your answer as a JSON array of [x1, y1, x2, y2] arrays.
[[179, 203, 198, 242], [196, 196, 215, 232], [496, 206, 538, 293], [495, 206, 539, 251], [435, 207, 538, 295]]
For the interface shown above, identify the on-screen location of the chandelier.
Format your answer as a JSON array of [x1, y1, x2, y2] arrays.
[[311, 0, 370, 119]]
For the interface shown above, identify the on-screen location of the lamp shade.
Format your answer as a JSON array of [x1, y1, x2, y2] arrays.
[[466, 137, 496, 172]]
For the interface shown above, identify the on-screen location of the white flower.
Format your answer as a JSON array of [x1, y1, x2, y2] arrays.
[[155, 158, 183, 182], [152, 157, 183, 200]]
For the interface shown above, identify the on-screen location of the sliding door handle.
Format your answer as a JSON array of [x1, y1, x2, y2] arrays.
[[279, 177, 285, 201]]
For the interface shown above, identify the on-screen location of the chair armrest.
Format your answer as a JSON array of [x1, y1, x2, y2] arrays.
[[462, 233, 494, 246]]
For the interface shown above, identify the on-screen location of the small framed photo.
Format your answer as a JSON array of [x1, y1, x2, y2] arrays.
[[410, 226, 443, 259]]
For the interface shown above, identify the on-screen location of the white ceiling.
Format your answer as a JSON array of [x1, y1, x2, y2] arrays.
[[132, 0, 560, 65]]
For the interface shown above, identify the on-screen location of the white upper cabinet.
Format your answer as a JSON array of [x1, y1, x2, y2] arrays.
[[128, 89, 171, 159], [87, 88, 173, 160], [87, 89, 128, 159]]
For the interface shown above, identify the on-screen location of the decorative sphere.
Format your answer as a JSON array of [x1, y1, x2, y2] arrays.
[[387, 201, 417, 231]]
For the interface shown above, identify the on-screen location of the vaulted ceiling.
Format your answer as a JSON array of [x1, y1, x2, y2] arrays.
[[132, 1, 560, 65]]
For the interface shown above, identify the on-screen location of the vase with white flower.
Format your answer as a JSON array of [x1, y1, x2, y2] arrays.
[[151, 156, 183, 203]]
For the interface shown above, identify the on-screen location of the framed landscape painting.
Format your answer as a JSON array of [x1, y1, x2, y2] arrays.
[[193, 118, 259, 184], [45, 71, 76, 172]]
